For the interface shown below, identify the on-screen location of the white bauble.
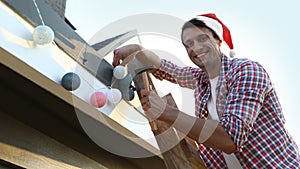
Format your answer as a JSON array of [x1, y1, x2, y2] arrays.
[[32, 25, 54, 46], [113, 65, 127, 79], [106, 88, 122, 104]]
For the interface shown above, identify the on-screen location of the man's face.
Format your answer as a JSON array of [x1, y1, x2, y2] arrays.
[[182, 26, 221, 69]]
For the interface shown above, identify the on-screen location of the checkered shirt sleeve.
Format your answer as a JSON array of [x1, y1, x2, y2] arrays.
[[152, 59, 201, 89], [219, 60, 272, 150]]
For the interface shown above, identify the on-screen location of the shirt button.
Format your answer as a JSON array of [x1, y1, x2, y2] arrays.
[[203, 110, 208, 118]]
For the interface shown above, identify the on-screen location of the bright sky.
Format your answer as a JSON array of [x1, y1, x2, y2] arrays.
[[65, 0, 300, 145]]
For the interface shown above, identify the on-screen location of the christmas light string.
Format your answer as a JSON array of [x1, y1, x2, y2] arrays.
[[31, 0, 125, 107], [32, 0, 45, 25]]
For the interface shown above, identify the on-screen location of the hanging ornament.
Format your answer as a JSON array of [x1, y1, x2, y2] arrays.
[[128, 87, 135, 101], [106, 88, 122, 105], [113, 65, 127, 79], [90, 92, 107, 108], [31, 0, 54, 46], [32, 25, 55, 46], [61, 72, 81, 91]]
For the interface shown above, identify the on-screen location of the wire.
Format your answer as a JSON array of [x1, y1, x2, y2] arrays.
[[32, 0, 45, 25]]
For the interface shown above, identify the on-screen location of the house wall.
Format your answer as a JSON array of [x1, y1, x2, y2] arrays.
[[0, 57, 166, 169], [0, 2, 166, 168], [0, 0, 158, 150]]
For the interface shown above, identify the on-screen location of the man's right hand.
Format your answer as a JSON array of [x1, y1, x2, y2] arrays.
[[112, 44, 143, 67]]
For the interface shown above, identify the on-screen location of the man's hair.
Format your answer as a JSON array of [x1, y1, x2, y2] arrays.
[[181, 18, 220, 43]]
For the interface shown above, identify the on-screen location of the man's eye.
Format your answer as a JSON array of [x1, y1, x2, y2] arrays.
[[185, 41, 193, 47], [198, 35, 209, 42]]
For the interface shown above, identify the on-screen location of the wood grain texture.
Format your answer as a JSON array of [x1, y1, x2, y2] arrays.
[[0, 142, 81, 169]]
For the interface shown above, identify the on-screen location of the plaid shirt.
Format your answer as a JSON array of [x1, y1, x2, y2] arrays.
[[153, 54, 300, 168]]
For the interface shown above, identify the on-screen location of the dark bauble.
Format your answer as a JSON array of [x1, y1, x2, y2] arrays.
[[61, 72, 81, 91]]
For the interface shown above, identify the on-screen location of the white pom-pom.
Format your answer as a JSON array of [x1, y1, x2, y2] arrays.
[[229, 50, 236, 58], [113, 65, 127, 79], [106, 88, 122, 104], [32, 25, 55, 46]]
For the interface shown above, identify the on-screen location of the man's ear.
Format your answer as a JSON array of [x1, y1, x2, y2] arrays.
[[217, 39, 222, 47]]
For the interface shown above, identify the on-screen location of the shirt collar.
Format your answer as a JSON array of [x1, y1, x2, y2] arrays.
[[200, 54, 230, 84]]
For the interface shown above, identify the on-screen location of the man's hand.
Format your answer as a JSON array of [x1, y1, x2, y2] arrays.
[[113, 44, 143, 67], [113, 44, 161, 69], [140, 89, 167, 121]]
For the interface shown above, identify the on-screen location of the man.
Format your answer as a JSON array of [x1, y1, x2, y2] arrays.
[[113, 13, 300, 168]]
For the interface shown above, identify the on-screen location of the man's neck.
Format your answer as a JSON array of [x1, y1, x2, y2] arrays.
[[203, 60, 221, 79]]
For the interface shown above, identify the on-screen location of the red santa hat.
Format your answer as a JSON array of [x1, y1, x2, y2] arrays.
[[195, 13, 235, 57]]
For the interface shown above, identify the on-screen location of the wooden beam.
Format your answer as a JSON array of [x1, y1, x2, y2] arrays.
[[133, 73, 206, 169], [0, 142, 81, 169]]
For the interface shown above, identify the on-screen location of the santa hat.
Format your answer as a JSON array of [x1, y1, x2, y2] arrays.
[[195, 13, 235, 57]]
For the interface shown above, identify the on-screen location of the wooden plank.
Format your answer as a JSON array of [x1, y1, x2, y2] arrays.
[[0, 142, 81, 169], [133, 73, 206, 169]]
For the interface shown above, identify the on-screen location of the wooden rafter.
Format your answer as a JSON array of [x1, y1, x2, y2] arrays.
[[133, 73, 206, 169]]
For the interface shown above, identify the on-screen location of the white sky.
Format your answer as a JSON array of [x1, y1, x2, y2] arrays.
[[65, 0, 300, 145]]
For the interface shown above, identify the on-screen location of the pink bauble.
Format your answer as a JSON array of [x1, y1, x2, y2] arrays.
[[90, 92, 107, 108]]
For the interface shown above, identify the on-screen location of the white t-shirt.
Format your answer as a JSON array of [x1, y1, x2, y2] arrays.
[[208, 76, 242, 169]]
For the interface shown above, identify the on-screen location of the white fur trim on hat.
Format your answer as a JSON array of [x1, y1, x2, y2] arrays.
[[194, 13, 235, 57], [195, 15, 223, 40]]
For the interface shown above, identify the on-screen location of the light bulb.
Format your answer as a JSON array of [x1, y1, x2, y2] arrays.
[[113, 65, 127, 79], [90, 92, 107, 108], [106, 88, 122, 104], [61, 72, 81, 91], [32, 25, 54, 46]]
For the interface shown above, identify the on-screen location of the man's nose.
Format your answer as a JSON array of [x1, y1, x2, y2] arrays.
[[191, 40, 204, 52]]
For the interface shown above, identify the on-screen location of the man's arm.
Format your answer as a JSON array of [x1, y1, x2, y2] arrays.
[[113, 44, 200, 89], [162, 105, 237, 154], [141, 90, 237, 154]]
